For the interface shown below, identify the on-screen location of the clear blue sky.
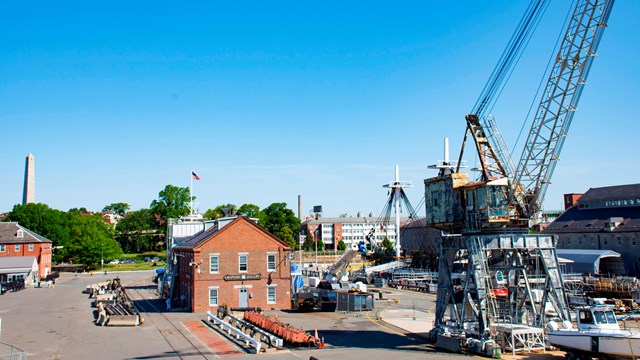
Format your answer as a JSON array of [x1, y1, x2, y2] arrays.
[[1, 1, 639, 217]]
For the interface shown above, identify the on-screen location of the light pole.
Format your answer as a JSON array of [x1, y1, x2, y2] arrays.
[[101, 242, 104, 273]]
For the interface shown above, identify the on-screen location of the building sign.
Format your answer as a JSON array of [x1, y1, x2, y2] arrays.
[[223, 274, 262, 281]]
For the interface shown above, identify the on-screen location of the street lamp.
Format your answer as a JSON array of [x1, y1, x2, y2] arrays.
[[101, 242, 104, 273]]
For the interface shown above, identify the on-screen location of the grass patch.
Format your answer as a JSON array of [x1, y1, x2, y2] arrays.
[[102, 261, 166, 272]]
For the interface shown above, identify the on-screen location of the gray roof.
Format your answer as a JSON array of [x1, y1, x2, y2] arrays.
[[0, 222, 53, 245], [578, 183, 640, 203], [0, 256, 37, 274], [556, 249, 625, 275], [543, 204, 640, 233], [173, 216, 291, 251]]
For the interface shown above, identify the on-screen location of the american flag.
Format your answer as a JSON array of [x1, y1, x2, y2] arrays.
[[192, 171, 201, 181]]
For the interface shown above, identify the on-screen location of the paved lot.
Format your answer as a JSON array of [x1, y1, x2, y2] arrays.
[[0, 271, 565, 360]]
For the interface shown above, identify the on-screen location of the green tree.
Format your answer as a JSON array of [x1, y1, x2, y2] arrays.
[[260, 202, 300, 248], [69, 213, 122, 266], [316, 236, 325, 251], [302, 232, 315, 251], [150, 185, 192, 222], [102, 202, 130, 216], [337, 239, 347, 251], [68, 207, 89, 214], [115, 208, 159, 252], [237, 203, 261, 218], [5, 203, 71, 263], [381, 236, 394, 251], [204, 204, 237, 220]]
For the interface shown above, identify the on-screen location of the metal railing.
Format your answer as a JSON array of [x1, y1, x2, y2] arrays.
[[206, 311, 261, 353]]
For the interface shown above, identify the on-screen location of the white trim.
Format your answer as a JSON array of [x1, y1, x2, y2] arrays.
[[209, 255, 220, 274], [267, 285, 277, 304], [208, 286, 219, 307], [238, 253, 248, 273], [233, 284, 253, 289], [267, 253, 277, 272]]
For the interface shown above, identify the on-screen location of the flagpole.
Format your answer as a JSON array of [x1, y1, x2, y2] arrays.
[[190, 169, 193, 216]]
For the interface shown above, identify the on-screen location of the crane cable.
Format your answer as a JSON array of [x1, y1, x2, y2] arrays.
[[472, 0, 549, 118], [511, 0, 577, 156]]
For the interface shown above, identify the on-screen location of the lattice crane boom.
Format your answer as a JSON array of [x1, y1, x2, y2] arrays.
[[511, 0, 614, 218]]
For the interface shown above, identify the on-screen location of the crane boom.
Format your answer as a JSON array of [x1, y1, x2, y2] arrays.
[[511, 0, 614, 218]]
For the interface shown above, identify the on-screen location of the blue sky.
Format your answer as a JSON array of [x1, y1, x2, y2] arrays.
[[1, 1, 639, 217]]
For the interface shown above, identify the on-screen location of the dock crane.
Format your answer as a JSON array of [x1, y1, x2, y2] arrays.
[[426, 0, 614, 355]]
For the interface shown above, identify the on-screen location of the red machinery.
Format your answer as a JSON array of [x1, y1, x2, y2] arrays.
[[243, 311, 323, 348]]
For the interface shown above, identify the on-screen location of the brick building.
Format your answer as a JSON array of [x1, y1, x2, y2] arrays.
[[0, 222, 53, 282], [544, 184, 640, 275], [172, 216, 292, 312], [300, 215, 408, 251]]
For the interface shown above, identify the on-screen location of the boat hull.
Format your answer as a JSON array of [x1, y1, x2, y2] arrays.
[[548, 330, 640, 358]]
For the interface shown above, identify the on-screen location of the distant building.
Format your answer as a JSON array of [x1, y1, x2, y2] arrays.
[[564, 193, 583, 210], [171, 216, 292, 312], [102, 211, 124, 225], [300, 216, 409, 250], [543, 183, 640, 275], [0, 222, 53, 283]]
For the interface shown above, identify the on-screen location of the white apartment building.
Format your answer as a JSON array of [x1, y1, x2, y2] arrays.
[[300, 216, 409, 250]]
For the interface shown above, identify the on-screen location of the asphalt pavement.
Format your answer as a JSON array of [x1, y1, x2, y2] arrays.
[[0, 271, 563, 360]]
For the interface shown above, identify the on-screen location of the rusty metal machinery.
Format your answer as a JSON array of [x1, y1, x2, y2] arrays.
[[427, 0, 614, 355]]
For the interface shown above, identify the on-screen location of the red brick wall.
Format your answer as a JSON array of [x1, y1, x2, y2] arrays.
[[333, 224, 342, 249], [0, 242, 52, 278], [181, 218, 292, 313]]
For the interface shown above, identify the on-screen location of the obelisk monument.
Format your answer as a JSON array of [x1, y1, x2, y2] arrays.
[[23, 153, 35, 204]]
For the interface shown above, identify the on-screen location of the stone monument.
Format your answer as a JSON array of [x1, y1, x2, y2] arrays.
[[23, 153, 35, 204]]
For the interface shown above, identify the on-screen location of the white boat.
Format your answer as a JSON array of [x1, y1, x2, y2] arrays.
[[547, 305, 640, 359]]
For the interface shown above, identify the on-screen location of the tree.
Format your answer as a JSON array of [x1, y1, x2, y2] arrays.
[[115, 208, 159, 253], [150, 185, 192, 222], [103, 202, 130, 216], [339, 213, 348, 218], [69, 213, 122, 267], [302, 232, 315, 251], [204, 204, 237, 220], [260, 202, 300, 249], [316, 236, 325, 251], [381, 236, 394, 251], [237, 203, 261, 218], [337, 239, 347, 251], [5, 203, 71, 263]]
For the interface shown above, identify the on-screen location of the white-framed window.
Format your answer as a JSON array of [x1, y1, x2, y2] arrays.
[[209, 286, 219, 306], [267, 285, 277, 304], [267, 253, 276, 272], [17, 230, 24, 238], [15, 244, 20, 252], [29, 243, 34, 251], [239, 253, 248, 272], [0, 244, 5, 252], [209, 254, 219, 273]]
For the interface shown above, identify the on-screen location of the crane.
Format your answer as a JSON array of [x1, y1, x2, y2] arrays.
[[426, 0, 614, 355]]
